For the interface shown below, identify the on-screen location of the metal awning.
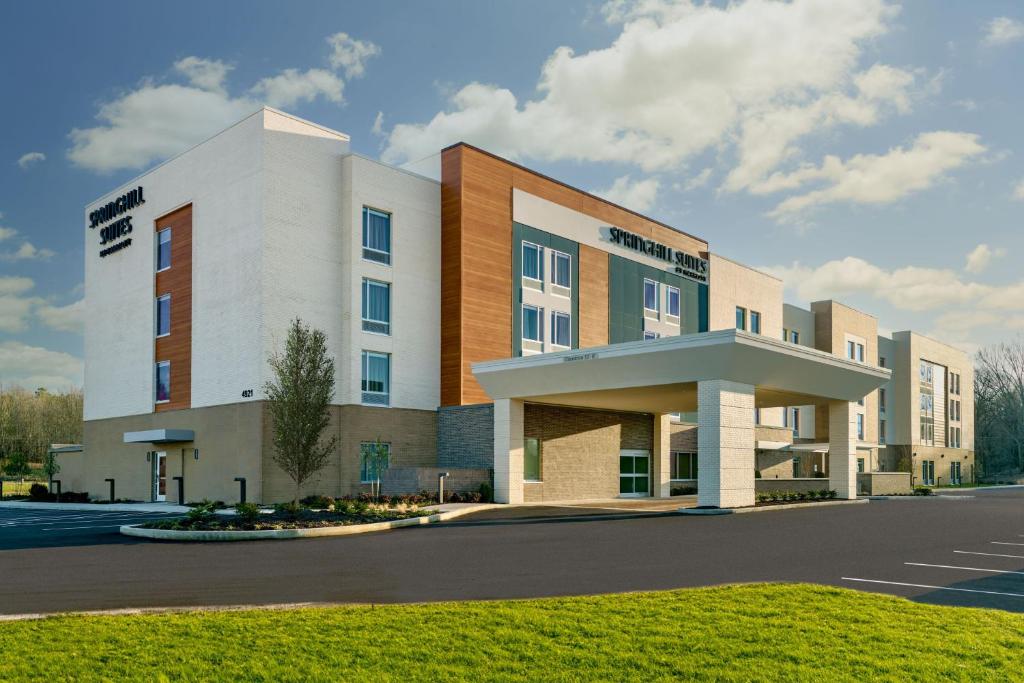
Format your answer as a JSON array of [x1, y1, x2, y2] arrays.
[[123, 429, 195, 444], [779, 442, 878, 453]]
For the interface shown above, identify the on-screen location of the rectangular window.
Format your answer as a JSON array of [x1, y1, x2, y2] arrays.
[[790, 330, 799, 345], [362, 207, 392, 265], [156, 228, 172, 272], [643, 279, 659, 315], [879, 388, 886, 412], [551, 311, 571, 347], [857, 458, 865, 473], [879, 356, 886, 368], [156, 294, 170, 337], [847, 341, 856, 360], [359, 441, 390, 483], [857, 343, 864, 362], [782, 328, 788, 341], [643, 330, 660, 340], [667, 285, 680, 318], [750, 310, 761, 334], [856, 413, 865, 440], [736, 306, 746, 331], [793, 456, 802, 478], [551, 250, 571, 289], [791, 408, 800, 434], [522, 304, 543, 343], [755, 407, 761, 425], [880, 419, 887, 445], [671, 451, 698, 480], [524, 438, 541, 482], [522, 242, 543, 281], [361, 279, 391, 335], [155, 361, 170, 403], [360, 351, 390, 406]]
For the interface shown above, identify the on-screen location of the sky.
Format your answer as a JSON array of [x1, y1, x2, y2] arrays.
[[1, 0, 1022, 391]]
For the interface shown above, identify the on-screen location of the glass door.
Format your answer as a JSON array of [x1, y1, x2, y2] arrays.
[[619, 450, 650, 497], [153, 451, 167, 502]]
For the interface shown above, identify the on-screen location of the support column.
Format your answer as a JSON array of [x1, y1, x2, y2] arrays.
[[697, 380, 755, 508], [493, 398, 525, 504], [828, 400, 858, 499], [653, 414, 672, 498]]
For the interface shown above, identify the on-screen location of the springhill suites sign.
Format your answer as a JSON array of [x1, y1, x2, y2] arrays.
[[607, 227, 709, 284], [89, 186, 145, 258]]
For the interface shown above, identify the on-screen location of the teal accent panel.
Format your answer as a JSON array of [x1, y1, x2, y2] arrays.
[[609, 254, 709, 342], [512, 222, 580, 354]]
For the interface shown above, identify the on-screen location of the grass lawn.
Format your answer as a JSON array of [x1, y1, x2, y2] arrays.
[[1, 584, 1022, 681]]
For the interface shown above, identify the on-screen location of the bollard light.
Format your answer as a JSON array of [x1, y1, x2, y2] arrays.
[[104, 478, 115, 502], [438, 471, 450, 504], [173, 476, 184, 505], [234, 477, 247, 504]]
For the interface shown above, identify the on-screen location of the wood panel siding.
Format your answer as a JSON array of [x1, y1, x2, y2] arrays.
[[578, 244, 609, 348], [441, 143, 709, 406], [154, 204, 192, 412]]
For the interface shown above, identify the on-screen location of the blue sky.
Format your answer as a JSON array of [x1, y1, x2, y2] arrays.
[[1, 0, 1022, 390]]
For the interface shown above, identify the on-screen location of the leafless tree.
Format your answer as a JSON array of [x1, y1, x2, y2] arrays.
[[975, 339, 1024, 477]]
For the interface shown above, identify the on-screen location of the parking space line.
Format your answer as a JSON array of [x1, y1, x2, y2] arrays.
[[905, 562, 1024, 576], [954, 550, 1024, 559], [992, 541, 1024, 546], [842, 577, 1024, 598]]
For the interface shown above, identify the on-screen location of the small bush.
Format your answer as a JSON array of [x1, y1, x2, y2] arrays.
[[479, 482, 493, 503], [235, 502, 261, 525], [187, 501, 218, 523], [913, 486, 933, 496], [813, 471, 827, 478], [274, 502, 303, 519], [28, 483, 49, 500], [300, 495, 335, 510], [671, 485, 698, 496]]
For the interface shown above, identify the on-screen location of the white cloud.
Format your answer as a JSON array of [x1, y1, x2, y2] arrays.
[[17, 152, 45, 169], [764, 256, 1024, 315], [965, 243, 1006, 274], [69, 33, 379, 173], [594, 175, 660, 212], [383, 0, 920, 198], [174, 56, 233, 94], [766, 131, 985, 218], [327, 32, 380, 78], [983, 17, 1024, 47], [372, 111, 385, 137], [1013, 178, 1024, 200], [683, 168, 712, 191], [0, 341, 82, 391], [0, 226, 16, 242], [0, 277, 40, 333], [249, 68, 344, 109], [0, 276, 34, 296], [36, 299, 84, 334], [1, 241, 55, 261]]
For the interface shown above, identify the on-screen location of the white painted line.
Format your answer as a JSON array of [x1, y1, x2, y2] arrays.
[[955, 550, 1024, 559], [905, 562, 1024, 576], [842, 577, 1024, 598], [41, 522, 162, 531], [993, 541, 1024, 546]]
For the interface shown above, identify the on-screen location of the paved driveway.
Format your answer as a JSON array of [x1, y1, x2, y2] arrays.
[[1, 488, 1022, 616], [0, 507, 182, 551]]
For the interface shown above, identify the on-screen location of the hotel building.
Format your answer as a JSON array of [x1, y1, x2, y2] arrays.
[[61, 108, 974, 506]]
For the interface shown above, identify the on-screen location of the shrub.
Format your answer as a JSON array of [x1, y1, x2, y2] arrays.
[[479, 482, 493, 503], [813, 471, 827, 478], [28, 483, 49, 500], [754, 470, 761, 479], [300, 494, 335, 510], [235, 502, 261, 525], [671, 485, 698, 496], [913, 486, 933, 496], [274, 502, 303, 519], [187, 502, 218, 524], [827, 489, 837, 499]]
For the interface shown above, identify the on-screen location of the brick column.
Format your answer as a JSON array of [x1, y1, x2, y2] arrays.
[[653, 414, 672, 498], [697, 380, 755, 508], [828, 400, 857, 499], [493, 398, 524, 504]]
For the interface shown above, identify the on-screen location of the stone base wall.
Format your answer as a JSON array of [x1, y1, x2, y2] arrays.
[[857, 471, 911, 495], [754, 478, 832, 494], [523, 404, 653, 502], [437, 403, 495, 469], [381, 467, 490, 496]]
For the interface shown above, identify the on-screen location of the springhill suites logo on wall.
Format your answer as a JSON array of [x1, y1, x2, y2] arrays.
[[606, 227, 709, 284], [89, 186, 144, 258]]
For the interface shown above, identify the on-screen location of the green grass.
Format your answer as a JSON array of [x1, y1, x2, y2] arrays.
[[0, 478, 46, 497], [1, 584, 1022, 682]]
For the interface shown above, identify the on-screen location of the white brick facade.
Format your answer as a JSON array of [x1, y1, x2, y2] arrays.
[[697, 379, 756, 507]]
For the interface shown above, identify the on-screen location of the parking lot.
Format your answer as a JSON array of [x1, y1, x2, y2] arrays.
[[0, 487, 1022, 616]]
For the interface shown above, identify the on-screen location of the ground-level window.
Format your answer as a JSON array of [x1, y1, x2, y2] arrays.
[[857, 458, 865, 473], [522, 304, 543, 343], [359, 441, 391, 483], [524, 437, 541, 482], [921, 460, 935, 486], [792, 455, 801, 478], [551, 311, 571, 347], [670, 451, 697, 480], [156, 294, 170, 337], [950, 461, 962, 485], [361, 351, 390, 406], [155, 361, 170, 403]]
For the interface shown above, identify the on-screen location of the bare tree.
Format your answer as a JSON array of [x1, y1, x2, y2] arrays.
[[264, 318, 338, 504], [0, 385, 83, 466], [975, 339, 1024, 478]]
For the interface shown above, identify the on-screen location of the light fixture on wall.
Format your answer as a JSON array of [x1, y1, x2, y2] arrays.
[[194, 448, 200, 460]]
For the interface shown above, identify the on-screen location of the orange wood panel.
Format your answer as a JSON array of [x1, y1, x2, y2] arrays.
[[440, 148, 464, 407], [578, 244, 609, 348], [154, 204, 192, 412]]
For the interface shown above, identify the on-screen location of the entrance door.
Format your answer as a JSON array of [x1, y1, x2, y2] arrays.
[[619, 449, 650, 497], [950, 461, 961, 486], [153, 451, 167, 502]]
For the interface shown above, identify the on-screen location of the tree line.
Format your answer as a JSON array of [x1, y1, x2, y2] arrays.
[[0, 386, 83, 471], [975, 339, 1024, 479]]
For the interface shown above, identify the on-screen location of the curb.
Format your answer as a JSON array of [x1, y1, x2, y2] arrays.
[[120, 504, 495, 541], [867, 495, 971, 500], [680, 499, 868, 515]]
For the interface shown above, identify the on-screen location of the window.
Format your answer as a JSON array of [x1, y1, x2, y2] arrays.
[[360, 351, 390, 405], [857, 458, 865, 473], [791, 408, 800, 434], [643, 330, 660, 340], [667, 285, 680, 318], [856, 413, 865, 440], [155, 361, 170, 403], [879, 356, 886, 368], [522, 242, 543, 281], [551, 311, 571, 347], [879, 388, 886, 412], [156, 294, 170, 337], [921, 460, 935, 486], [847, 341, 856, 359], [359, 441, 390, 483], [750, 310, 761, 334], [524, 438, 541, 482], [782, 328, 788, 341], [361, 279, 391, 335], [879, 419, 887, 445], [522, 305, 543, 343], [671, 451, 698, 480], [362, 207, 392, 264], [156, 228, 171, 271], [755, 408, 761, 425], [551, 250, 571, 289], [790, 330, 799, 345], [736, 306, 746, 331], [643, 279, 659, 315], [857, 344, 864, 362], [793, 456, 802, 478]]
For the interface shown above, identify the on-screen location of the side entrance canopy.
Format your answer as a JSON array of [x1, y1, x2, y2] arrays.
[[473, 330, 890, 507]]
